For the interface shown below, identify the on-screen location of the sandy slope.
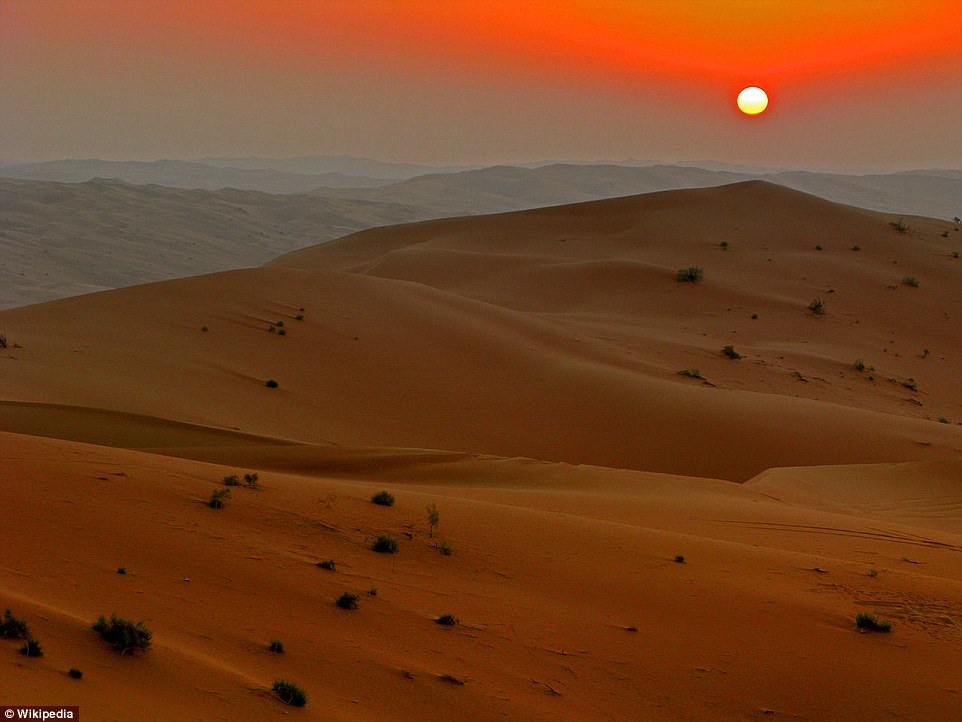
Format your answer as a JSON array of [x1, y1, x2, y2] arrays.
[[1, 182, 960, 720], [2, 431, 960, 721]]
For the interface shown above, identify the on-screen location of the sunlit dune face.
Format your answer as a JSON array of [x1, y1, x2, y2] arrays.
[[737, 86, 769, 115]]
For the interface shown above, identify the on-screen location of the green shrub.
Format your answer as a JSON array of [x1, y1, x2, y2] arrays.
[[0, 608, 30, 639], [243, 472, 259, 487], [902, 276, 919, 287], [677, 369, 702, 379], [438, 541, 453, 556], [223, 474, 240, 486], [368, 587, 378, 596], [294, 314, 304, 321], [426, 503, 440, 538], [853, 359, 865, 372], [808, 298, 825, 315], [722, 344, 741, 360], [851, 245, 861, 251], [273, 680, 307, 707], [20, 638, 43, 657], [93, 614, 152, 653], [208, 488, 231, 509], [890, 218, 909, 233], [674, 555, 686, 564], [719, 241, 728, 250], [336, 593, 359, 610], [436, 614, 458, 626], [676, 266, 704, 283], [815, 244, 823, 251], [268, 639, 284, 654], [902, 378, 918, 392], [116, 567, 126, 575], [856, 613, 892, 633], [372, 535, 399, 554], [68, 668, 83, 679], [371, 491, 395, 507], [265, 379, 279, 388]]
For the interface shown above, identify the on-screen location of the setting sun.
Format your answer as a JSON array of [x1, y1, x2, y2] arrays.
[[737, 86, 769, 115]]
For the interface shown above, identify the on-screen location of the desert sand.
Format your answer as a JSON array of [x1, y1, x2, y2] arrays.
[[1, 182, 960, 721]]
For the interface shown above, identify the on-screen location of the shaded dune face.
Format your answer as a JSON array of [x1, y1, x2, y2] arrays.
[[0, 181, 960, 720]]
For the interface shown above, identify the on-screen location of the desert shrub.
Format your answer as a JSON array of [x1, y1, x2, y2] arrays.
[[336, 593, 359, 610], [278, 328, 286, 336], [938, 417, 950, 424], [0, 331, 7, 349], [0, 608, 30, 639], [294, 314, 304, 321], [851, 245, 861, 251], [868, 569, 879, 578], [368, 587, 378, 596], [902, 276, 919, 287], [68, 668, 83, 679], [317, 559, 336, 571], [208, 488, 231, 509], [719, 241, 728, 250], [201, 326, 208, 332], [436, 614, 458, 626], [273, 680, 307, 707], [721, 344, 741, 360], [371, 491, 395, 507], [117, 567, 126, 575], [902, 379, 918, 392], [426, 503, 440, 538], [856, 613, 892, 633], [677, 369, 702, 379], [853, 359, 865, 372], [372, 535, 399, 554], [890, 218, 909, 233], [243, 472, 259, 488], [751, 313, 758, 319], [268, 639, 284, 654], [265, 379, 279, 388], [440, 674, 466, 685], [674, 555, 686, 564], [814, 244, 823, 251], [438, 541, 453, 556], [223, 474, 240, 486], [20, 638, 43, 657], [808, 298, 825, 315], [276, 320, 285, 328], [676, 266, 704, 283], [93, 614, 152, 653]]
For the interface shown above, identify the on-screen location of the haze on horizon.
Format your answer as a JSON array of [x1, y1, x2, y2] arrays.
[[1, 0, 960, 171]]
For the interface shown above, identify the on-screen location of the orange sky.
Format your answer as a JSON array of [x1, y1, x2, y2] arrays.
[[1, 0, 960, 167]]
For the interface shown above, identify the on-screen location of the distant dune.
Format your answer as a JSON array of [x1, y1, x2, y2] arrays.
[[1, 181, 959, 721], [0, 177, 427, 308]]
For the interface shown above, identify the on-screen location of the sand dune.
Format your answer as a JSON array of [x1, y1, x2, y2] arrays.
[[1, 182, 960, 720]]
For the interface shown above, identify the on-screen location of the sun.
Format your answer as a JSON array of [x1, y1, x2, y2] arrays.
[[737, 86, 769, 116]]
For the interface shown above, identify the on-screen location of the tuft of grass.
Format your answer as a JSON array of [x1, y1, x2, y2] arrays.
[[268, 639, 285, 654], [427, 503, 440, 538], [243, 472, 259, 488], [721, 344, 741, 360], [674, 555, 686, 564], [371, 490, 395, 507], [372, 535, 399, 554], [853, 359, 865, 372], [719, 241, 728, 250], [901, 276, 919, 287], [868, 569, 879, 578], [368, 587, 378, 596], [851, 245, 861, 251], [116, 567, 126, 575], [264, 379, 279, 388], [808, 298, 826, 315], [68, 668, 83, 679], [0, 331, 7, 349], [223, 474, 240, 486], [436, 614, 459, 626], [316, 559, 336, 571], [676, 266, 704, 283], [273, 680, 307, 707], [93, 614, 152, 654], [890, 218, 909, 233], [677, 369, 703, 379], [438, 541, 453, 556], [439, 674, 466, 686], [0, 608, 31, 639], [208, 488, 231, 509], [938, 417, 950, 424], [278, 328, 286, 336], [856, 613, 892, 633], [336, 593, 359, 610], [902, 378, 918, 392], [20, 638, 43, 657]]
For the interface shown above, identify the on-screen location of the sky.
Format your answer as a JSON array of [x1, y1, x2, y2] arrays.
[[1, 0, 960, 170]]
